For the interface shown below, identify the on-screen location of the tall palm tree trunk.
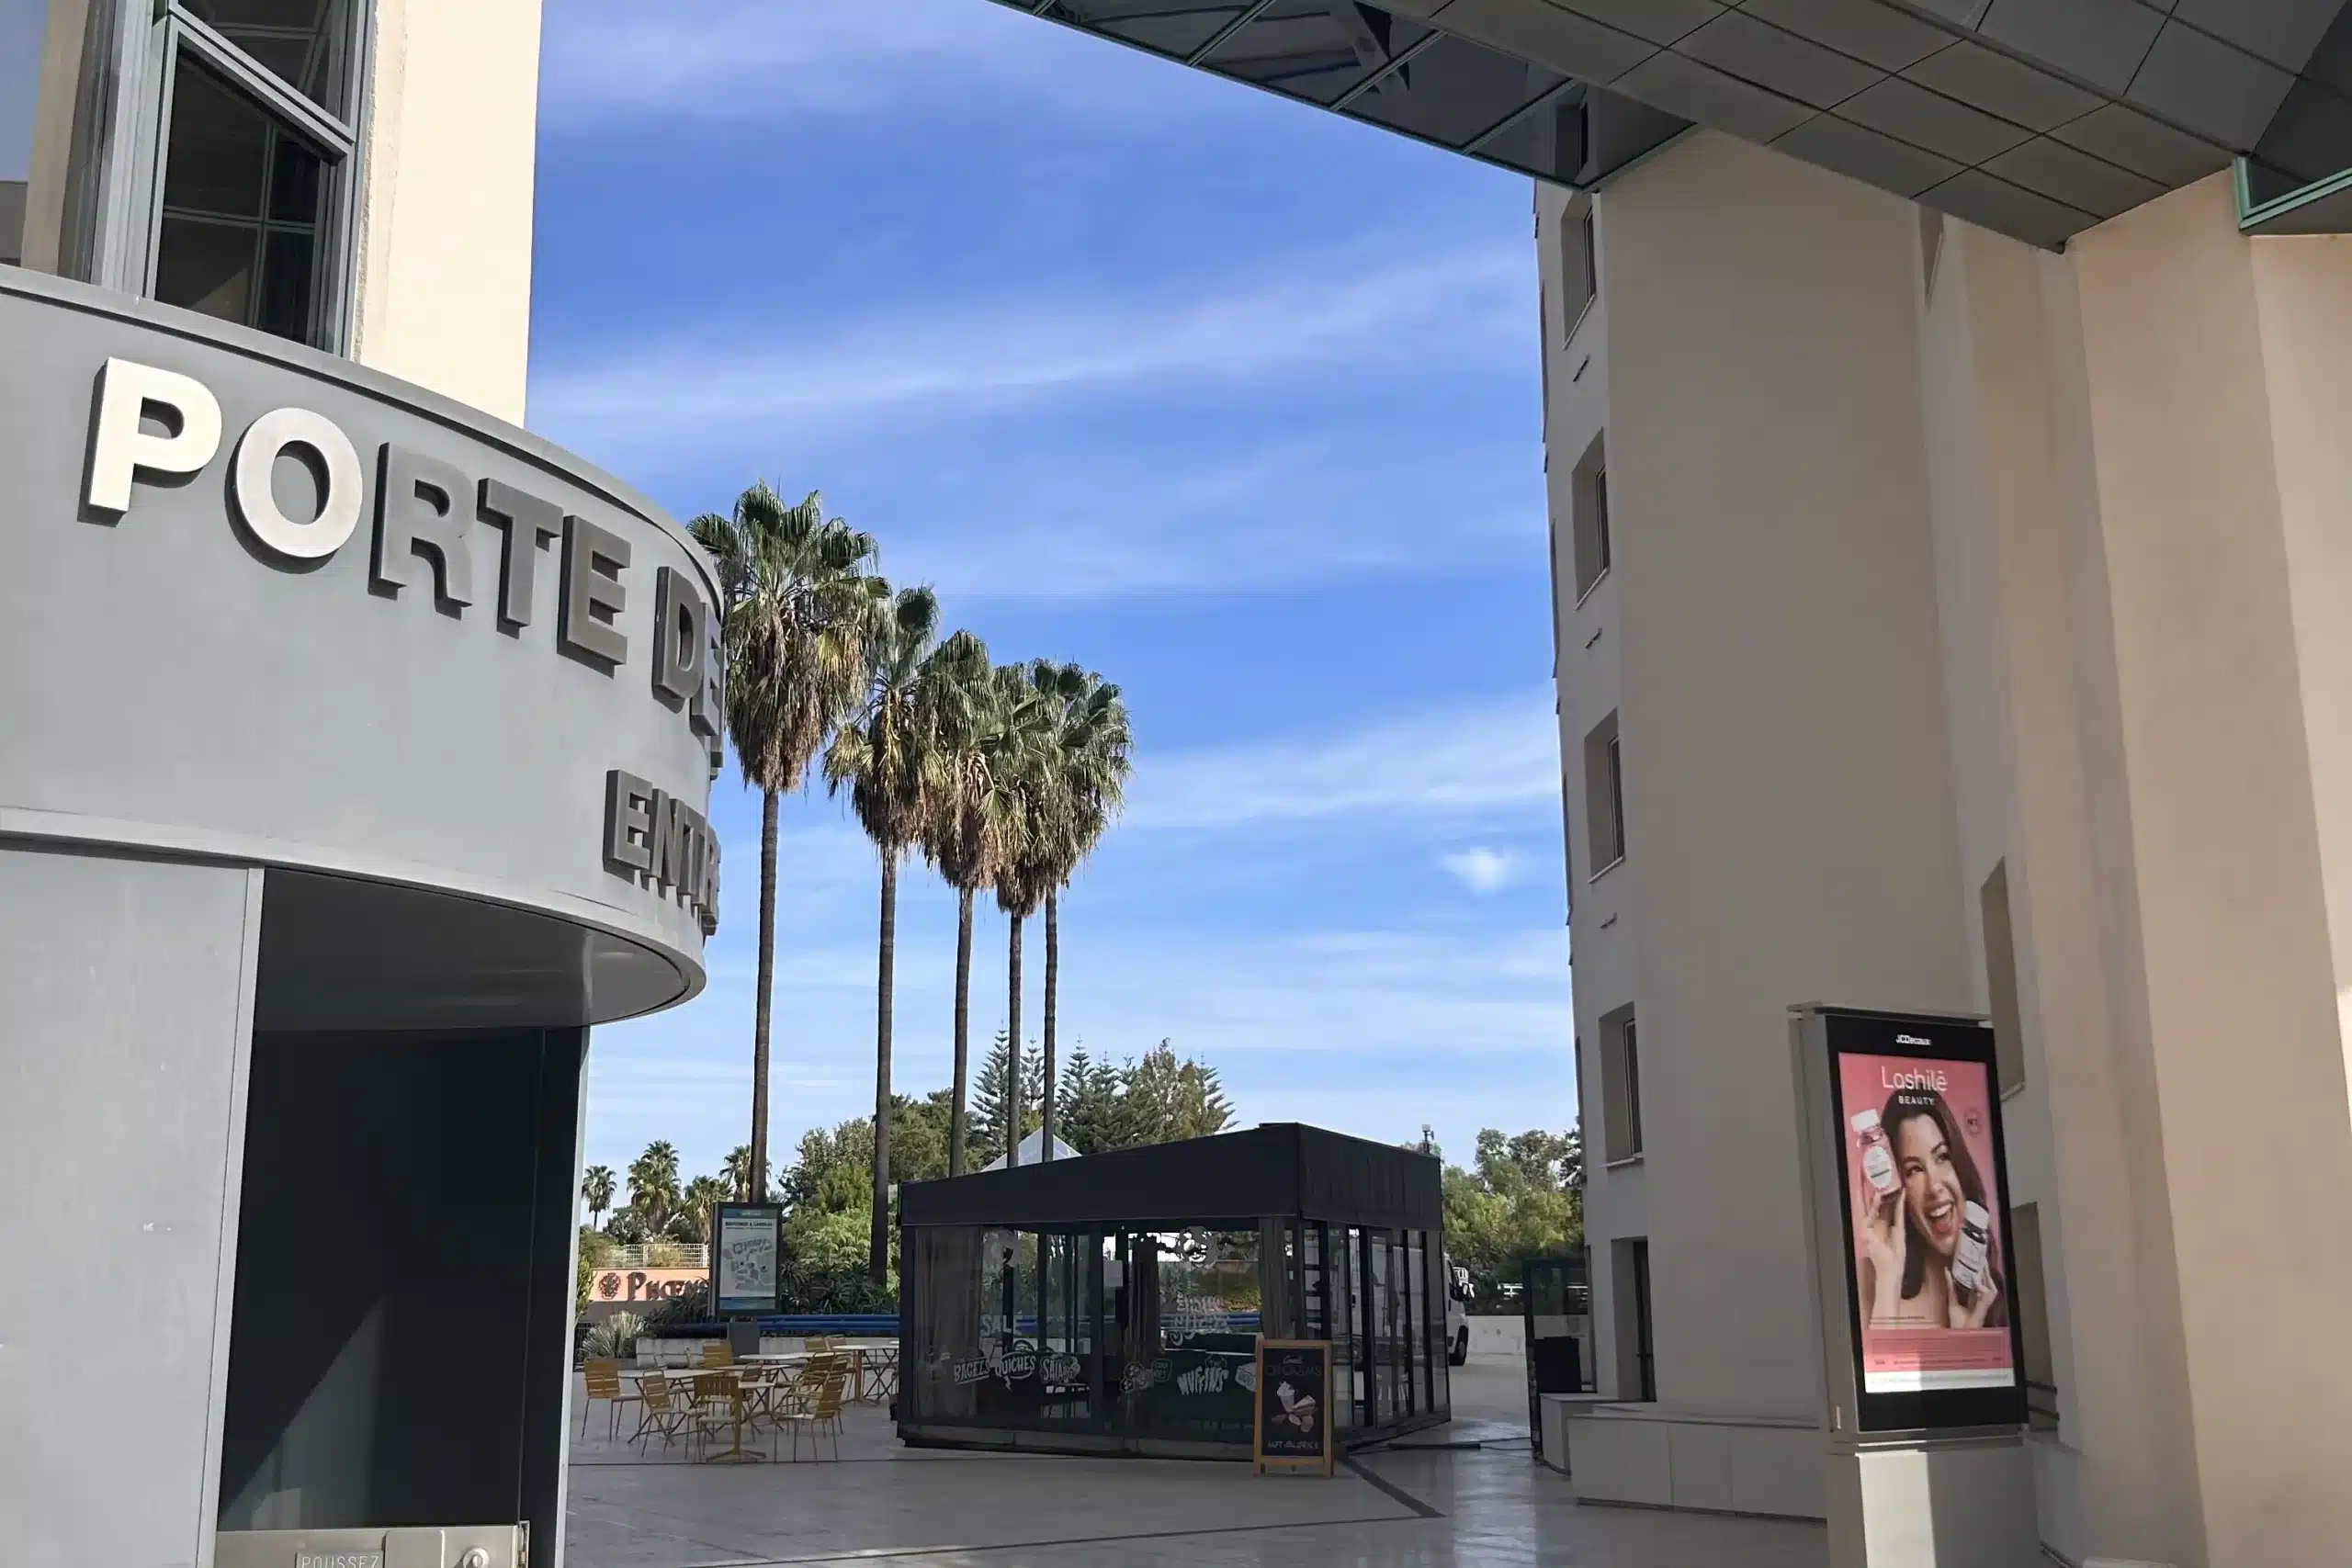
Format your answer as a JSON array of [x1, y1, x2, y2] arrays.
[[751, 789, 779, 1203], [869, 855, 896, 1283], [1006, 910, 1023, 1168], [949, 886, 973, 1176], [1041, 890, 1058, 1161]]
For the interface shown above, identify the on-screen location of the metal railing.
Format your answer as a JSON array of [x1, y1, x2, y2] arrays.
[[602, 1243, 707, 1269]]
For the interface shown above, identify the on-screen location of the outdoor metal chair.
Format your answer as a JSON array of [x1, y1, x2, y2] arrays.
[[582, 1358, 639, 1440], [775, 1370, 850, 1461], [630, 1372, 695, 1456], [688, 1371, 760, 1460]]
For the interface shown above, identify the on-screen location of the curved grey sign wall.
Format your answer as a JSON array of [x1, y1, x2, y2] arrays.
[[0, 269, 719, 1021]]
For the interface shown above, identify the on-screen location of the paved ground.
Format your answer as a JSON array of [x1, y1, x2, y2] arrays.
[[564, 1359, 1827, 1568]]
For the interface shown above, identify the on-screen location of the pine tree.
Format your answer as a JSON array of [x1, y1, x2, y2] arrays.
[[1117, 1041, 1232, 1145], [971, 1029, 1043, 1165], [1057, 1043, 1125, 1154]]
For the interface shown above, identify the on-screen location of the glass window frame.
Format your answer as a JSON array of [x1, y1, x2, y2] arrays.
[[130, 0, 370, 351]]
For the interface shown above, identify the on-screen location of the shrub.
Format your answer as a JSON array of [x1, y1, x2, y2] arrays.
[[640, 1280, 711, 1325], [582, 1312, 642, 1360]]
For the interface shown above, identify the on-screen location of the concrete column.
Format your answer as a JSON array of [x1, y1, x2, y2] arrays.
[[0, 843, 261, 1564], [1914, 220, 2199, 1562], [1600, 131, 1973, 1429], [2052, 174, 2352, 1568]]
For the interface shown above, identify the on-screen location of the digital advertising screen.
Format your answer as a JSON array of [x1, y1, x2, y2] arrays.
[[1821, 1010, 2026, 1432], [713, 1202, 783, 1316]]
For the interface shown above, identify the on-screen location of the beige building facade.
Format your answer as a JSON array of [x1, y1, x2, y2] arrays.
[[1542, 135, 2352, 1568], [969, 3, 2352, 1561], [5, 0, 541, 419]]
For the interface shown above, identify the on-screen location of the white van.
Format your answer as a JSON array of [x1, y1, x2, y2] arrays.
[[1445, 1260, 1472, 1365]]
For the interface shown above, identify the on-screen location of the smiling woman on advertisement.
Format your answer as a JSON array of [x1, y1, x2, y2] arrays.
[[1855, 1089, 2007, 1333]]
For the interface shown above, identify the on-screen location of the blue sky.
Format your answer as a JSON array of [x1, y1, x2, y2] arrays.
[[527, 0, 1574, 1188]]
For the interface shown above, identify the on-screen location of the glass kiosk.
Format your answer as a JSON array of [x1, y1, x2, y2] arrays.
[[898, 1123, 1453, 1457]]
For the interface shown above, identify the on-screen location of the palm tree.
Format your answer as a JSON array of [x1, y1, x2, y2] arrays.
[[989, 660, 1059, 1167], [681, 1174, 730, 1244], [824, 585, 942, 1281], [628, 1141, 682, 1233], [691, 483, 886, 1202], [722, 1144, 765, 1202], [916, 631, 1024, 1176], [582, 1164, 616, 1228], [1023, 661, 1132, 1162]]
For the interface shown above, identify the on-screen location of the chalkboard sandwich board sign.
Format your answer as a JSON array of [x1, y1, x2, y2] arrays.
[[1253, 1338, 1336, 1476]]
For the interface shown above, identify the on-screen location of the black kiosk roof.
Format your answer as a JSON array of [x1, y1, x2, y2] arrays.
[[899, 1122, 1442, 1233]]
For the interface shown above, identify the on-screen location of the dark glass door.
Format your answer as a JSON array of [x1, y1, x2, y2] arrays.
[[1631, 1239, 1656, 1402]]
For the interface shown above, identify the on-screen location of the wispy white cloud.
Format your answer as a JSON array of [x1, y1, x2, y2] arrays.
[[590, 700, 1571, 1178], [538, 0, 1114, 126], [863, 437, 1542, 604], [1126, 694, 1562, 831], [530, 242, 1528, 469], [1439, 845, 1520, 893], [588, 911, 1575, 1179]]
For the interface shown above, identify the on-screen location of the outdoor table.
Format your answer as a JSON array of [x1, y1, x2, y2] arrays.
[[621, 1366, 767, 1463], [854, 1346, 899, 1403]]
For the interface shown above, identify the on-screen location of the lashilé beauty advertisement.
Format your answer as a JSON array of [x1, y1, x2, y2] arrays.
[[1841, 1051, 2016, 1393]]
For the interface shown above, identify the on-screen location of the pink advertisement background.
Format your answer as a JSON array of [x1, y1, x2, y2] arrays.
[[1838, 1052, 2016, 1391]]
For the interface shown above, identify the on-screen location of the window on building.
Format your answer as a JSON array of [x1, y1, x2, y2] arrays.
[[147, 0, 365, 348], [1610, 1236, 1654, 1402], [1572, 1032, 1586, 1137], [2, 0, 40, 267], [1561, 201, 1595, 340], [1981, 862, 2025, 1095], [1571, 433, 1610, 601], [2010, 1203, 2059, 1431], [1600, 1004, 1642, 1163], [1583, 712, 1625, 874], [1560, 770, 1575, 924], [183, 0, 359, 119]]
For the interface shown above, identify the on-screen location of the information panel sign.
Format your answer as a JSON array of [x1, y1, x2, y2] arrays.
[[711, 1202, 783, 1317], [1801, 1007, 2028, 1434], [1253, 1339, 1335, 1475]]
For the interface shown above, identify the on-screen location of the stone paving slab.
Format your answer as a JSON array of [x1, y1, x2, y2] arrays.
[[563, 1363, 1828, 1568]]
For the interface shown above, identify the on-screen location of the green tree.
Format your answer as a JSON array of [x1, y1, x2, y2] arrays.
[[781, 1206, 896, 1311], [1437, 1127, 1583, 1306], [691, 483, 886, 1202], [680, 1173, 729, 1243], [986, 661, 1058, 1168], [577, 1225, 620, 1308], [825, 585, 943, 1283], [582, 1164, 616, 1227], [1021, 661, 1132, 1163], [916, 630, 1023, 1176], [889, 1090, 954, 1185], [721, 1144, 768, 1202], [1055, 1044, 1125, 1155], [627, 1141, 681, 1231], [970, 1029, 1043, 1168], [1119, 1041, 1233, 1145], [783, 1118, 876, 1215]]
